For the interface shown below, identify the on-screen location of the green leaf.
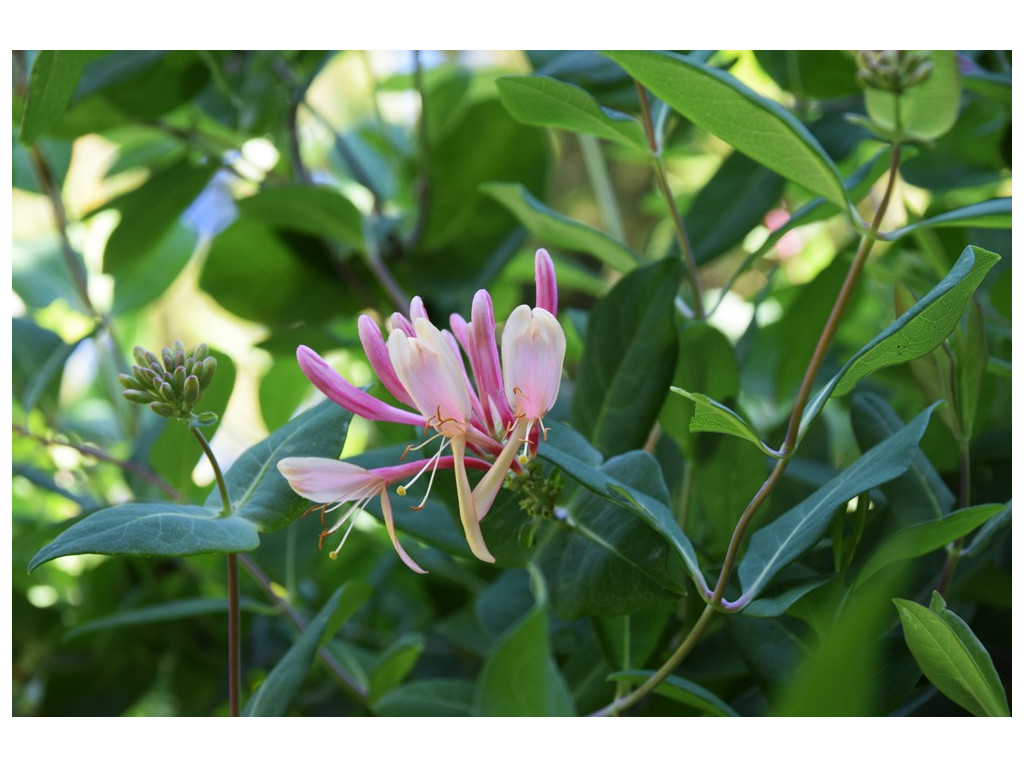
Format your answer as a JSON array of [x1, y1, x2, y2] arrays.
[[473, 599, 575, 716], [496, 75, 647, 149], [670, 387, 776, 456], [685, 151, 785, 265], [210, 400, 353, 531], [955, 299, 988, 440], [858, 504, 1006, 587], [28, 503, 260, 571], [12, 317, 77, 417], [369, 633, 425, 703], [804, 245, 1000, 428], [882, 198, 1011, 241], [737, 404, 937, 604], [65, 596, 271, 641], [245, 586, 348, 716], [373, 679, 474, 716], [607, 671, 739, 716], [572, 258, 681, 457], [850, 392, 955, 527], [103, 159, 217, 275], [865, 51, 961, 141], [20, 51, 87, 144], [481, 182, 637, 271], [605, 50, 849, 209], [742, 577, 834, 618], [537, 452, 686, 617], [539, 430, 706, 596], [111, 222, 198, 314], [894, 594, 1009, 716], [237, 186, 364, 250]]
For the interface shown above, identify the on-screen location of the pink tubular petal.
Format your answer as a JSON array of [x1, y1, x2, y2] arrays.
[[297, 345, 422, 427], [442, 329, 488, 428], [380, 490, 428, 574], [389, 312, 415, 337], [409, 295, 430, 322], [358, 315, 414, 406], [277, 457, 383, 503], [501, 306, 565, 419], [468, 290, 514, 429], [448, 313, 471, 354], [535, 248, 558, 315], [451, 435, 494, 563], [471, 418, 529, 521]]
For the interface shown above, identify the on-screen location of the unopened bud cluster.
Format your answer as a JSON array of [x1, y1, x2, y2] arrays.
[[505, 460, 563, 519], [856, 50, 933, 93], [118, 341, 218, 421]]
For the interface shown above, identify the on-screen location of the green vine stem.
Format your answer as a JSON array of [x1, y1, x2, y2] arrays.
[[189, 425, 239, 716], [635, 81, 705, 319], [590, 142, 903, 717]]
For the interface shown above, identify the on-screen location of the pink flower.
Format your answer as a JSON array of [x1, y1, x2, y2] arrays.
[[279, 247, 567, 572]]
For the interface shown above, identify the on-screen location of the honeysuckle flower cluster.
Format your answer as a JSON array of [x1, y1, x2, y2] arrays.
[[278, 249, 567, 573]]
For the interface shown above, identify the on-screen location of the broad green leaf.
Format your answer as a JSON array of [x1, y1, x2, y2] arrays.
[[882, 198, 1011, 241], [20, 51, 86, 144], [858, 504, 1006, 586], [866, 51, 961, 141], [964, 504, 1012, 558], [803, 245, 1000, 429], [64, 596, 271, 641], [473, 601, 575, 716], [245, 586, 347, 716], [607, 671, 739, 716], [592, 610, 671, 671], [850, 392, 954, 526], [685, 151, 785, 265], [481, 182, 637, 271], [742, 576, 834, 618], [12, 318, 78, 417], [737, 405, 936, 604], [373, 679, 474, 716], [605, 50, 849, 209], [209, 400, 353, 531], [537, 452, 686, 617], [894, 594, 1009, 716], [755, 51, 859, 99], [572, 258, 681, 457], [28, 503, 260, 571], [670, 387, 776, 456], [539, 430, 706, 596], [496, 75, 647, 149], [110, 222, 198, 314], [237, 186, 364, 250], [103, 159, 216, 274], [369, 633, 425, 702], [149, 348, 235, 499]]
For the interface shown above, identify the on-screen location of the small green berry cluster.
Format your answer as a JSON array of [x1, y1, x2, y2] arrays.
[[504, 460, 563, 519], [118, 341, 218, 423], [856, 50, 933, 94]]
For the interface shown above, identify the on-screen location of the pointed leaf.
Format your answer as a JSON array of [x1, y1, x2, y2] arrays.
[[607, 671, 739, 716], [572, 258, 681, 456], [882, 198, 1011, 241], [803, 245, 1000, 430], [858, 504, 1007, 586], [894, 595, 1009, 716], [211, 400, 353, 531], [373, 679, 474, 716], [671, 387, 776, 456], [28, 503, 260, 571], [245, 585, 348, 716], [496, 75, 647, 149], [605, 50, 849, 209], [369, 633, 425, 702], [20, 51, 86, 144], [481, 182, 637, 271], [737, 405, 937, 603], [237, 186, 364, 249], [65, 596, 271, 641]]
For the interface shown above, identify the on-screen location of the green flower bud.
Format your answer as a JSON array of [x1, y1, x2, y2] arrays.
[[117, 372, 140, 390], [123, 389, 157, 404], [192, 342, 209, 362], [161, 347, 174, 371], [132, 346, 156, 368], [172, 365, 187, 393], [132, 365, 157, 388], [198, 356, 217, 389], [158, 381, 176, 403], [183, 375, 200, 409], [150, 402, 176, 418]]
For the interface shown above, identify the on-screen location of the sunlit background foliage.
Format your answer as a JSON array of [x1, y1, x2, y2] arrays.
[[12, 50, 1011, 716]]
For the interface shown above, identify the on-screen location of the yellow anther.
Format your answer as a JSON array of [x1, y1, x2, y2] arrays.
[[397, 486, 407, 496]]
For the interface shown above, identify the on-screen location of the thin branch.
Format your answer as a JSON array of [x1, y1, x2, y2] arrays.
[[636, 82, 705, 318], [237, 553, 369, 701], [13, 424, 181, 500]]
